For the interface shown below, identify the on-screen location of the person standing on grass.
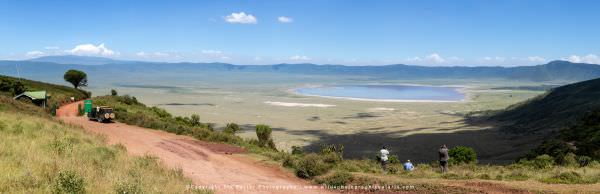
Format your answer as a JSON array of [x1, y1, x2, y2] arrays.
[[403, 160, 414, 171], [438, 144, 449, 173], [380, 146, 390, 174]]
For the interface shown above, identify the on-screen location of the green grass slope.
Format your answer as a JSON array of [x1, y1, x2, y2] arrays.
[[0, 84, 209, 193], [485, 77, 600, 133], [0, 75, 90, 106]]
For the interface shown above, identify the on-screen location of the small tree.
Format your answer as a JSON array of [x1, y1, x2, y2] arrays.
[[448, 146, 477, 165], [11, 81, 26, 95], [63, 69, 87, 89], [223, 123, 240, 134], [50, 103, 58, 116], [111, 89, 118, 96], [256, 124, 275, 149], [190, 114, 201, 126]]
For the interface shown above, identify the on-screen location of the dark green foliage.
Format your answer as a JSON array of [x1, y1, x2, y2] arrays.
[[50, 103, 58, 116], [0, 78, 26, 96], [53, 170, 85, 194], [63, 69, 88, 89], [448, 146, 477, 165], [190, 114, 201, 126], [316, 171, 353, 187], [77, 103, 84, 116], [111, 89, 118, 96], [291, 146, 303, 155], [294, 153, 330, 179], [388, 155, 400, 164], [255, 124, 275, 149], [150, 106, 172, 118], [223, 123, 240, 134], [520, 154, 555, 169], [578, 156, 592, 167]]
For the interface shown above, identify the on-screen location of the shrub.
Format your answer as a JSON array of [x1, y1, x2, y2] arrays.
[[291, 146, 304, 155], [223, 123, 240, 134], [53, 170, 85, 194], [190, 114, 201, 126], [542, 171, 589, 184], [11, 81, 26, 95], [561, 153, 578, 167], [317, 171, 354, 187], [295, 154, 330, 179], [114, 179, 142, 194], [531, 154, 555, 169], [449, 146, 477, 165], [388, 155, 400, 164], [255, 124, 275, 149], [578, 155, 593, 167], [111, 89, 118, 96]]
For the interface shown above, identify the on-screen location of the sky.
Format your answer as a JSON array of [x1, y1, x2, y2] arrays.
[[0, 0, 599, 66]]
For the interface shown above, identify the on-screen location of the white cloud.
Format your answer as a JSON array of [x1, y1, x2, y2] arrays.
[[425, 53, 446, 63], [527, 56, 546, 62], [67, 43, 116, 56], [25, 51, 45, 57], [290, 55, 311, 61], [44, 46, 59, 50], [562, 54, 600, 64], [482, 56, 506, 62], [406, 53, 454, 64], [225, 12, 257, 24], [277, 16, 293, 23]]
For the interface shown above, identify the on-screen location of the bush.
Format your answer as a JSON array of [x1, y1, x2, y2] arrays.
[[561, 153, 578, 167], [578, 155, 593, 167], [53, 170, 85, 194], [291, 146, 304, 155], [448, 146, 477, 165], [255, 124, 275, 149], [542, 171, 590, 184], [388, 155, 400, 164], [295, 154, 330, 179], [111, 89, 118, 96], [316, 171, 353, 187], [114, 179, 142, 194], [223, 123, 240, 134], [531, 154, 555, 169]]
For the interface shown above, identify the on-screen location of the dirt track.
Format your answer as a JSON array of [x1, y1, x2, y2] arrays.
[[57, 102, 333, 194]]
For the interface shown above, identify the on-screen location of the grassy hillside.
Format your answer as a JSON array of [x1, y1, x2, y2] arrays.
[[482, 77, 600, 133], [0, 75, 90, 106], [0, 96, 207, 193]]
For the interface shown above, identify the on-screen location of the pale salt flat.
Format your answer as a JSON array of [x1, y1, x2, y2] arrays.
[[264, 101, 336, 108]]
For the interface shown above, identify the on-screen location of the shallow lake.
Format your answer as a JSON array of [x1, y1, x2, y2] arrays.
[[295, 85, 465, 101]]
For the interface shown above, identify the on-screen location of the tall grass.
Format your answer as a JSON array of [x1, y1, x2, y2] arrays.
[[0, 111, 210, 193]]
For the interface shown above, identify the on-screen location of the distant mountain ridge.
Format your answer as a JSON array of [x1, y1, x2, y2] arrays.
[[1, 55, 600, 82]]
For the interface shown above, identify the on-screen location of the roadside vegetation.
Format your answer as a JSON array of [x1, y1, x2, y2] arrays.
[[92, 91, 600, 192], [0, 96, 209, 193], [0, 75, 90, 107]]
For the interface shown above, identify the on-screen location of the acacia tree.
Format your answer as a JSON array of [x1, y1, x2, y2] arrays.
[[63, 70, 87, 89]]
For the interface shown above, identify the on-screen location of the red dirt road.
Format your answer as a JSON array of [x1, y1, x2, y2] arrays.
[[57, 102, 333, 194]]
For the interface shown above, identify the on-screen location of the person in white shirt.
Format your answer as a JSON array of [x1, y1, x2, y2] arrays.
[[380, 146, 389, 173]]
